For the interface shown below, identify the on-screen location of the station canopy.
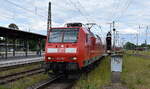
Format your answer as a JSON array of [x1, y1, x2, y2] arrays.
[[0, 26, 46, 39]]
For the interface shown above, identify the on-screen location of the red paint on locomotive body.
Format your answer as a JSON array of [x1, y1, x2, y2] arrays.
[[45, 25, 104, 71]]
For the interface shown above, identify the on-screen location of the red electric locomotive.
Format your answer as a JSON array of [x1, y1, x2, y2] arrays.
[[44, 23, 105, 74]]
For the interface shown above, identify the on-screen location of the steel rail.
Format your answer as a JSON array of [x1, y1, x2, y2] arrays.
[[0, 67, 44, 84]]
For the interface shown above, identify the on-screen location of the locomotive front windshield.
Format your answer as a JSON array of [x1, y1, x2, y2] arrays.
[[48, 28, 79, 43]]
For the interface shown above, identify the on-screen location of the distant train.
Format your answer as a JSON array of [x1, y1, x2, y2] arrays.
[[44, 23, 105, 74]]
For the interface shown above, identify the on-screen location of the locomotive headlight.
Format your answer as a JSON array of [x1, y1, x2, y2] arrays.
[[71, 57, 77, 60], [107, 50, 110, 53], [48, 57, 51, 60]]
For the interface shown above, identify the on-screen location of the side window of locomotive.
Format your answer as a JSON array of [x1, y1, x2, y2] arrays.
[[86, 34, 88, 43], [96, 37, 100, 44]]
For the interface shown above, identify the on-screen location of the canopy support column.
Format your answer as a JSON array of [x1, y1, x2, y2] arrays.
[[5, 37, 8, 59], [13, 39, 16, 56]]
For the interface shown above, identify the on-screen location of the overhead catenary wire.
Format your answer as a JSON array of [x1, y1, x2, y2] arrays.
[[67, 0, 90, 22], [1, 0, 130, 39], [96, 25, 103, 35], [108, 0, 120, 21], [73, 0, 105, 36], [0, 0, 49, 32], [4, 0, 47, 20], [114, 0, 132, 21], [74, 1, 104, 36], [111, 0, 124, 21], [0, 5, 45, 22], [107, 0, 132, 47], [76, 0, 92, 21], [0, 14, 13, 19]]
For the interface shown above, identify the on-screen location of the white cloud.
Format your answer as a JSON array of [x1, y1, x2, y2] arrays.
[[0, 0, 149, 44], [119, 28, 139, 34]]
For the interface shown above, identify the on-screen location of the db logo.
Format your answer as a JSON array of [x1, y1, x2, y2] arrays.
[[58, 48, 65, 53]]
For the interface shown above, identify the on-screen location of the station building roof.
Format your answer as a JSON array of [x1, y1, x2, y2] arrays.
[[0, 26, 46, 40]]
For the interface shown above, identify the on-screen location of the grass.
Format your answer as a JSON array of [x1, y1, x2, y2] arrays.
[[122, 55, 150, 89], [0, 63, 47, 89], [0, 73, 48, 89], [74, 54, 150, 89], [1, 55, 149, 89], [73, 57, 111, 89]]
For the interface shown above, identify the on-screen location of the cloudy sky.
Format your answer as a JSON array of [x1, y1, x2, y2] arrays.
[[0, 0, 150, 46]]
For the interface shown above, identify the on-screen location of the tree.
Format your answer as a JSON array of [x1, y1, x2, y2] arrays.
[[8, 23, 19, 30], [147, 45, 150, 49], [28, 39, 45, 51], [41, 39, 46, 51], [140, 43, 146, 47], [28, 40, 37, 51], [124, 42, 136, 50]]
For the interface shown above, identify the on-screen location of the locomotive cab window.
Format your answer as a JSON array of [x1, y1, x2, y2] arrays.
[[63, 30, 78, 42], [48, 28, 79, 43], [48, 30, 63, 43]]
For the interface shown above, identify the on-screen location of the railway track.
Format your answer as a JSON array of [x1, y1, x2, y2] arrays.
[[0, 67, 44, 84], [126, 53, 150, 59], [27, 56, 105, 89], [27, 74, 80, 89], [0, 62, 42, 73], [132, 54, 150, 58]]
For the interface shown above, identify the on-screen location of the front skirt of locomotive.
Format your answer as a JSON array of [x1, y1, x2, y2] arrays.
[[44, 62, 80, 73]]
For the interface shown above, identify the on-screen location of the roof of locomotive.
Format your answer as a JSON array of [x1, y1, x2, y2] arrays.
[[50, 27, 81, 29], [56, 27, 91, 33]]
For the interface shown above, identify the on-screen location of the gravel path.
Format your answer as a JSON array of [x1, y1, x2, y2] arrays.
[[111, 72, 121, 83], [102, 69, 128, 89], [102, 83, 128, 89]]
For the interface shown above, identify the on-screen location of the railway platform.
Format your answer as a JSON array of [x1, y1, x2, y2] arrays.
[[0, 56, 44, 68]]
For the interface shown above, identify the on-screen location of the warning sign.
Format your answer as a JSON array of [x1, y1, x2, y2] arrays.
[[111, 55, 122, 72]]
